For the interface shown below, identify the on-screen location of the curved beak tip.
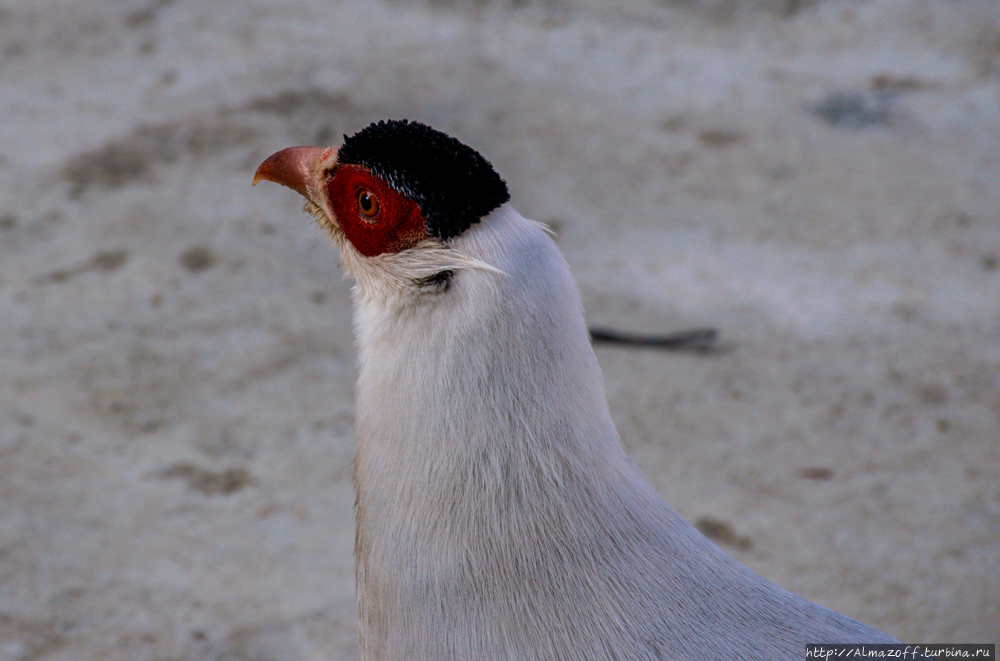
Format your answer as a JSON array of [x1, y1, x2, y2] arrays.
[[252, 146, 328, 198]]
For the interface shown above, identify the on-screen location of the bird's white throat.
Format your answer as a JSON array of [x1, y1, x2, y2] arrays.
[[351, 204, 627, 523], [349, 205, 646, 655]]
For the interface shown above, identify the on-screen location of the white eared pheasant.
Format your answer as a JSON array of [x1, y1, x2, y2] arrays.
[[253, 119, 899, 660]]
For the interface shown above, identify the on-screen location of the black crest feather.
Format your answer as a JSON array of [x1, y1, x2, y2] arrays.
[[337, 120, 510, 241]]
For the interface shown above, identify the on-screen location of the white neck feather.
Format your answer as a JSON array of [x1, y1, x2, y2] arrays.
[[339, 204, 892, 660], [350, 204, 633, 524]]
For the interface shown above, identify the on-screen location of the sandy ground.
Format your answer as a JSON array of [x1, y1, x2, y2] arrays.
[[2, 0, 999, 659]]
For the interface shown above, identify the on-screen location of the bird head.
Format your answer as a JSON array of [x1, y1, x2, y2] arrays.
[[253, 120, 511, 293]]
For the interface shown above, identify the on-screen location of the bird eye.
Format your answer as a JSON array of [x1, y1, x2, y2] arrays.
[[357, 189, 380, 218]]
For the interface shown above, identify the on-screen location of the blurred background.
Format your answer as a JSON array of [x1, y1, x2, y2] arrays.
[[2, 0, 998, 658]]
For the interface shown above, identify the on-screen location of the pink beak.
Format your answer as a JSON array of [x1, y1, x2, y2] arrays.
[[252, 146, 332, 198]]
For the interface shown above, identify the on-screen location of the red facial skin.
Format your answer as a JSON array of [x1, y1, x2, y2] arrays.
[[327, 164, 428, 257]]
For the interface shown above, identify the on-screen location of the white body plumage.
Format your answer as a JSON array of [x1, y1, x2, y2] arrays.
[[346, 204, 895, 660]]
